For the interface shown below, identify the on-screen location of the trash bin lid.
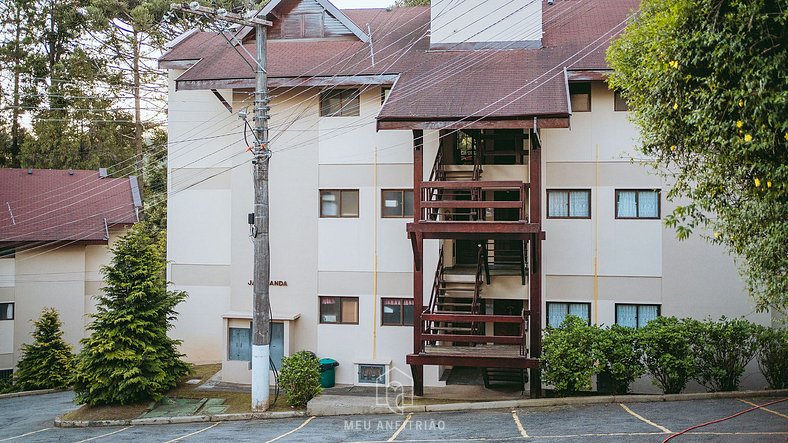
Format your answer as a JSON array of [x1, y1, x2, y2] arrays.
[[320, 358, 338, 365]]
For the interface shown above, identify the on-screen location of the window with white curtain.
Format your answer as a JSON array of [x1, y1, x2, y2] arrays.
[[546, 302, 591, 327], [547, 190, 591, 219], [0, 303, 12, 320], [615, 304, 660, 328], [615, 190, 660, 219]]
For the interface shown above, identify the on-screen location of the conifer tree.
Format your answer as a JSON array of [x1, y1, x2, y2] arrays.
[[14, 308, 74, 391], [73, 224, 189, 405]]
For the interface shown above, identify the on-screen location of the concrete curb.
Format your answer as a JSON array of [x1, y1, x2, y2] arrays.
[[0, 388, 68, 399], [55, 410, 307, 428], [54, 388, 788, 427]]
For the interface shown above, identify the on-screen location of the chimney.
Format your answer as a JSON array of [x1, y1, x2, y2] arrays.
[[430, 0, 543, 50]]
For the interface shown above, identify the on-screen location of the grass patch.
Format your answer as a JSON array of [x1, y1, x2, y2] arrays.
[[62, 363, 298, 421]]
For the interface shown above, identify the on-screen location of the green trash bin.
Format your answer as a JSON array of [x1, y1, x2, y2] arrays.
[[319, 358, 339, 388]]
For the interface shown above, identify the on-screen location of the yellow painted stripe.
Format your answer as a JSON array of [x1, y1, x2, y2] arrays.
[[738, 398, 788, 420], [265, 416, 315, 443], [620, 403, 672, 433], [511, 409, 528, 438], [388, 412, 413, 441]]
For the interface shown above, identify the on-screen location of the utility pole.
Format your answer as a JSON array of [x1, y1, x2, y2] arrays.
[[170, 2, 272, 411]]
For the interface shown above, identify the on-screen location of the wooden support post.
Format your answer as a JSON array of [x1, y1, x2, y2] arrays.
[[412, 129, 425, 397], [528, 141, 543, 399]]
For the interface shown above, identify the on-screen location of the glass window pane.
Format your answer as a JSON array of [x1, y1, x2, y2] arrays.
[[320, 297, 339, 323], [321, 191, 339, 217], [403, 191, 414, 217], [638, 191, 659, 218], [340, 190, 359, 217], [614, 91, 629, 111], [382, 191, 403, 217], [403, 299, 414, 325], [569, 303, 589, 323], [617, 191, 637, 217], [547, 302, 568, 327], [638, 305, 659, 328], [616, 305, 638, 328], [382, 299, 402, 325], [228, 327, 251, 361], [341, 298, 359, 323], [340, 90, 360, 116], [568, 191, 589, 217], [0, 303, 13, 320], [570, 93, 590, 112], [548, 191, 568, 217]]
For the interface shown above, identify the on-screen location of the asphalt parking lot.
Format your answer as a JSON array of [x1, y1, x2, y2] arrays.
[[0, 391, 785, 442]]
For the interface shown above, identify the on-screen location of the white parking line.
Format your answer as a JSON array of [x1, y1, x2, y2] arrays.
[[739, 398, 788, 419], [0, 428, 52, 441], [265, 416, 315, 443], [74, 426, 133, 443], [388, 413, 413, 441], [163, 422, 220, 443], [511, 409, 528, 438], [619, 403, 672, 433]]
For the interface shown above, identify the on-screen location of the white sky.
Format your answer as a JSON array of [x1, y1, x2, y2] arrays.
[[331, 0, 395, 8]]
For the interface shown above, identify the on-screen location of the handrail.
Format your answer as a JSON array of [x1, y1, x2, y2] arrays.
[[424, 244, 445, 338], [471, 243, 484, 334]]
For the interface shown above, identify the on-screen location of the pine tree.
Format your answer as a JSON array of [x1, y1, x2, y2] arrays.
[[14, 308, 74, 391], [73, 224, 190, 406]]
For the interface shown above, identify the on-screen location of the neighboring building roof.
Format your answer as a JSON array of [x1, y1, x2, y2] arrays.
[[0, 169, 140, 244], [160, 0, 639, 124]]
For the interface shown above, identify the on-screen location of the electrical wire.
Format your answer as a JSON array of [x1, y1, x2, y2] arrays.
[[661, 397, 788, 442]]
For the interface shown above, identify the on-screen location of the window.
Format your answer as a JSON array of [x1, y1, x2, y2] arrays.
[[228, 326, 251, 361], [616, 189, 660, 219], [320, 296, 359, 324], [320, 89, 360, 117], [382, 298, 414, 326], [547, 190, 591, 219], [381, 87, 391, 105], [614, 90, 629, 111], [0, 369, 12, 381], [320, 190, 359, 218], [569, 82, 591, 112], [381, 190, 414, 218], [358, 364, 386, 385], [0, 248, 14, 258], [0, 303, 13, 321], [616, 304, 660, 328], [546, 302, 591, 327]]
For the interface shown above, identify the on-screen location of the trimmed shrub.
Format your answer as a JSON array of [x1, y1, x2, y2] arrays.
[[639, 316, 695, 394], [14, 308, 74, 391], [688, 317, 759, 392], [279, 351, 322, 408], [756, 327, 787, 389], [596, 324, 645, 394], [541, 315, 602, 396], [73, 224, 190, 405]]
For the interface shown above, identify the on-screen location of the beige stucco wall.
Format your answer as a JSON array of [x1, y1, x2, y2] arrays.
[[0, 229, 125, 371]]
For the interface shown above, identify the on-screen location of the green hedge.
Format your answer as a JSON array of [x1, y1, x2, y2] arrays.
[[541, 316, 786, 396]]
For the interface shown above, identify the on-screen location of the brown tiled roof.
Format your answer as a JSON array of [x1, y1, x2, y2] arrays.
[[0, 169, 139, 244], [161, 0, 639, 120]]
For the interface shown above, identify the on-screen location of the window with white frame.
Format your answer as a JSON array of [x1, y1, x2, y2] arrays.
[[546, 302, 591, 327], [616, 304, 660, 328], [616, 189, 660, 219], [547, 189, 591, 219]]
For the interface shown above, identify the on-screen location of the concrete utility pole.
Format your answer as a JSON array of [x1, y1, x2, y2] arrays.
[[170, 2, 272, 411]]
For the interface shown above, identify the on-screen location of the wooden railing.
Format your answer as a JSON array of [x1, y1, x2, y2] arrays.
[[420, 311, 530, 356], [419, 181, 529, 222], [425, 244, 445, 317]]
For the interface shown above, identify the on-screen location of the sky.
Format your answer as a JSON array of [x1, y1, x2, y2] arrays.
[[331, 0, 395, 8]]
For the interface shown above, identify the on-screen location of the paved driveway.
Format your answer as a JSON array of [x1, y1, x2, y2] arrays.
[[0, 392, 785, 442]]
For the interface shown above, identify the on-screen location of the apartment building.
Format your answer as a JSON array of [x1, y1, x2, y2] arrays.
[[0, 168, 140, 378], [161, 0, 770, 395]]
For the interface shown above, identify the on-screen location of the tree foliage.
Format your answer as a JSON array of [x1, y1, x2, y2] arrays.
[[73, 224, 189, 405], [14, 308, 75, 391], [393, 0, 430, 6], [279, 351, 322, 408], [756, 327, 788, 389], [687, 317, 759, 392], [607, 0, 787, 313], [541, 316, 602, 396]]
